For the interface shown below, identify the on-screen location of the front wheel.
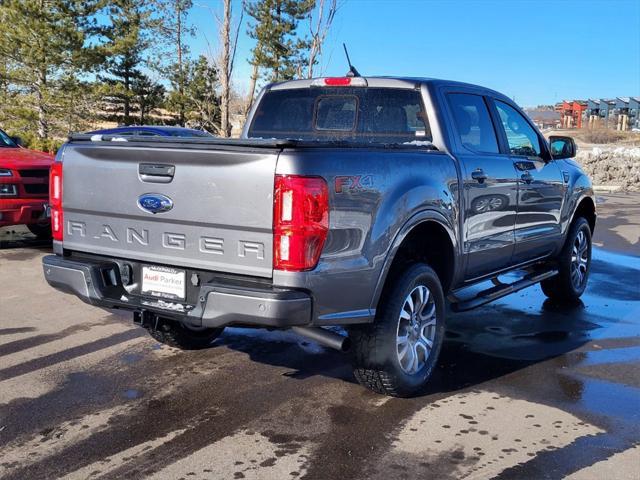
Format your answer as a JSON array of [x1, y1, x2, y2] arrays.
[[144, 317, 224, 350], [541, 217, 592, 302], [350, 264, 446, 397]]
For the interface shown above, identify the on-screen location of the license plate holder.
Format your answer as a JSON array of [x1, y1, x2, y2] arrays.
[[141, 265, 186, 301]]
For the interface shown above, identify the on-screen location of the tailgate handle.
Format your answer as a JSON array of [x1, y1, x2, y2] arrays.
[[139, 164, 175, 183]]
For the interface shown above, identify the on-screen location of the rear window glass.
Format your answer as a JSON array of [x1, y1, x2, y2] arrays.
[[316, 96, 357, 131], [248, 87, 431, 144]]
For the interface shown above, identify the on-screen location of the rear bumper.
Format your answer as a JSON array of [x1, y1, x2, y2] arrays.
[[0, 198, 49, 227], [42, 255, 312, 328]]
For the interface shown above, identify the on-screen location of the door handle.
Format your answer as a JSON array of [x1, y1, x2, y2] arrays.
[[139, 163, 175, 183], [471, 168, 488, 184], [521, 171, 533, 184]]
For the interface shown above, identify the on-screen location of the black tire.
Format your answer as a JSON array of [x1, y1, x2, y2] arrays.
[[350, 263, 446, 397], [541, 217, 592, 302], [27, 222, 52, 240], [144, 317, 224, 350]]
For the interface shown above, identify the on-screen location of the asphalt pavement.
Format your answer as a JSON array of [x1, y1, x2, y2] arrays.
[[0, 194, 638, 480]]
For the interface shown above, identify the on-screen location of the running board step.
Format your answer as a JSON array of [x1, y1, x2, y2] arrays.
[[449, 269, 559, 312]]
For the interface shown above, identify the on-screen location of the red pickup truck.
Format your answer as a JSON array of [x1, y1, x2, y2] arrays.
[[0, 128, 54, 238]]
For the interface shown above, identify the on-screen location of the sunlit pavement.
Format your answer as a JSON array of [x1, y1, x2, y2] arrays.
[[0, 196, 638, 480]]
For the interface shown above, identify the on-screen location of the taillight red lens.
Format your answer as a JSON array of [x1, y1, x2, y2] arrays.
[[273, 175, 329, 271], [49, 162, 63, 241], [324, 77, 351, 86]]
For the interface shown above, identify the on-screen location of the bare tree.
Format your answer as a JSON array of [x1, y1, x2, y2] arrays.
[[306, 0, 338, 78], [212, 0, 243, 137], [245, 59, 260, 117], [196, 0, 243, 136]]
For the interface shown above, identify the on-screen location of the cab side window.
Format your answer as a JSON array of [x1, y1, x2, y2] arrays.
[[495, 101, 541, 157], [447, 93, 499, 154]]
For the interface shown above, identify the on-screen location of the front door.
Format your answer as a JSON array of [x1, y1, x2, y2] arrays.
[[446, 93, 519, 279], [493, 100, 565, 263]]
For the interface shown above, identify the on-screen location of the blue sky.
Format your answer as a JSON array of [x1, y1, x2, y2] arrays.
[[187, 0, 639, 107]]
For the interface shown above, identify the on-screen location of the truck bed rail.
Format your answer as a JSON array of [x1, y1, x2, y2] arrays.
[[66, 134, 438, 151]]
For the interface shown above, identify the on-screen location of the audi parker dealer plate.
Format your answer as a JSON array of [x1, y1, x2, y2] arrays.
[[141, 265, 186, 300]]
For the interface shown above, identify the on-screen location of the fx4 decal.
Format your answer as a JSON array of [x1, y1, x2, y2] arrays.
[[335, 175, 374, 193]]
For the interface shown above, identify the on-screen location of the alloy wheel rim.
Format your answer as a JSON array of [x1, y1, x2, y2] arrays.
[[396, 285, 437, 375], [570, 230, 589, 289]]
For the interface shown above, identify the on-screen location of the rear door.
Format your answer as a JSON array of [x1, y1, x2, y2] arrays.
[[445, 92, 519, 279], [62, 143, 278, 278], [491, 100, 565, 263]]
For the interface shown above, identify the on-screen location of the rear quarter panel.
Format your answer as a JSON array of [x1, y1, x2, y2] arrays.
[[273, 148, 460, 324]]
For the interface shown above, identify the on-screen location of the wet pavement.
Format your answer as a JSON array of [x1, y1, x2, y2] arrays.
[[0, 195, 638, 480]]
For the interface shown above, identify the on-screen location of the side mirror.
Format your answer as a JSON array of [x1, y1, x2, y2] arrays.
[[549, 136, 576, 159], [10, 136, 23, 147]]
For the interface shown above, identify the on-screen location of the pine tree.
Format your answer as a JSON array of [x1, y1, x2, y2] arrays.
[[245, 0, 315, 84], [183, 56, 221, 132], [0, 0, 101, 140], [132, 74, 166, 125], [151, 0, 194, 126], [100, 0, 156, 125]]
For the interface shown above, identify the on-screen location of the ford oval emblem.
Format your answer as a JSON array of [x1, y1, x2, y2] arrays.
[[138, 193, 173, 214]]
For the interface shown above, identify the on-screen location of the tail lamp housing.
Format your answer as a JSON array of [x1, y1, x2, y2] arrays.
[[273, 175, 329, 271], [49, 162, 63, 241]]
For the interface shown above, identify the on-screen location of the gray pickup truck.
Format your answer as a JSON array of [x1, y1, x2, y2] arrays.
[[42, 76, 595, 397]]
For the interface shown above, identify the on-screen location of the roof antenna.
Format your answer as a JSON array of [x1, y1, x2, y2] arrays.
[[343, 43, 360, 78]]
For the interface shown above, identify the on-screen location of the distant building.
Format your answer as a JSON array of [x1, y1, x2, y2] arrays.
[[615, 98, 631, 131], [557, 97, 638, 130], [525, 109, 561, 129], [586, 99, 601, 129], [555, 100, 587, 129], [599, 99, 617, 127], [630, 97, 640, 130]]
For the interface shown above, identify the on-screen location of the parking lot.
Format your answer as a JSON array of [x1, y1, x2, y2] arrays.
[[0, 193, 638, 480]]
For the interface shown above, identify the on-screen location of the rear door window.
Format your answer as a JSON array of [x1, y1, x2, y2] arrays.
[[447, 93, 499, 154], [248, 87, 431, 144]]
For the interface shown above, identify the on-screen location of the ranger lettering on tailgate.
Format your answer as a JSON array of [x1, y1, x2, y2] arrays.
[[66, 220, 264, 259]]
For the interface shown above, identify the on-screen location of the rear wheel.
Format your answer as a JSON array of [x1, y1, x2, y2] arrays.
[[27, 222, 52, 240], [541, 217, 592, 301], [350, 263, 445, 397], [144, 317, 224, 350]]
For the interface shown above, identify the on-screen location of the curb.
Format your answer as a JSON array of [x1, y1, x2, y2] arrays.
[[593, 185, 623, 193]]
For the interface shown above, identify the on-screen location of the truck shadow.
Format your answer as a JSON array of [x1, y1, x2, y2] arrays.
[[216, 247, 639, 397], [0, 227, 52, 251], [215, 298, 598, 395]]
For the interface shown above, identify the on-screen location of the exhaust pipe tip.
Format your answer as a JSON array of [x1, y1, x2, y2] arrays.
[[292, 326, 351, 352]]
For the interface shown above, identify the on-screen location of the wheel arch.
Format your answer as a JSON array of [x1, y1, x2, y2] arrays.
[[370, 211, 458, 314], [573, 195, 596, 233]]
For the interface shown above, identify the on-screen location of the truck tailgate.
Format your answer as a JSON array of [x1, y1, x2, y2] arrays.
[[61, 144, 278, 278]]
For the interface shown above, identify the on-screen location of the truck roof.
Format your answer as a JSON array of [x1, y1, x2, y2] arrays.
[[268, 76, 511, 102]]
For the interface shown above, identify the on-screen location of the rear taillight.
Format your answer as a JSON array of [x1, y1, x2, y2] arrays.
[[49, 162, 63, 241], [273, 175, 329, 271]]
